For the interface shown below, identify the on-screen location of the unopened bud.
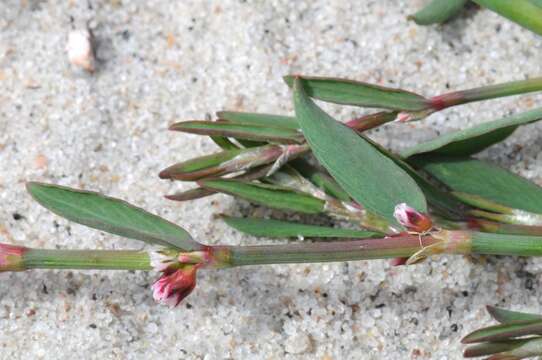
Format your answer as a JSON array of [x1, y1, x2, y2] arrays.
[[393, 203, 433, 232]]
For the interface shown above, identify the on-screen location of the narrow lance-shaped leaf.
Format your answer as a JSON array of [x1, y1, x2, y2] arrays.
[[285, 75, 429, 111], [470, 219, 542, 236], [411, 155, 542, 214], [472, 0, 542, 36], [210, 135, 238, 150], [216, 111, 299, 130], [408, 0, 467, 25], [199, 179, 325, 214], [462, 319, 542, 344], [487, 306, 542, 324], [454, 192, 518, 214], [401, 107, 542, 157], [170, 121, 304, 144], [482, 337, 542, 359], [293, 77, 427, 226], [457, 193, 542, 227], [222, 216, 381, 239], [27, 182, 201, 251], [166, 165, 273, 202], [463, 339, 530, 358], [159, 144, 309, 181], [165, 187, 216, 202]]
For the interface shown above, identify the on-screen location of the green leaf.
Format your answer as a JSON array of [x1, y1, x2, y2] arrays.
[[210, 135, 238, 150], [365, 136, 468, 220], [159, 144, 297, 181], [408, 0, 467, 25], [487, 306, 542, 324], [291, 159, 351, 202], [165, 165, 273, 202], [165, 187, 215, 202], [462, 319, 542, 343], [27, 182, 201, 251], [463, 339, 530, 358], [285, 75, 429, 111], [401, 108, 542, 157], [293, 78, 427, 226], [199, 179, 325, 214], [222, 216, 381, 238], [159, 147, 244, 180], [411, 155, 542, 214], [473, 0, 542, 36], [470, 219, 542, 236], [216, 111, 299, 130], [170, 121, 304, 144]]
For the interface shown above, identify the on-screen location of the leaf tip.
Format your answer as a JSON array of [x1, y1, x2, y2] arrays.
[[460, 336, 472, 344], [158, 168, 172, 179], [168, 122, 181, 131]]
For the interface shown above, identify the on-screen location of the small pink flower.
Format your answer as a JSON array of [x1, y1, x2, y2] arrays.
[[393, 203, 433, 233], [152, 266, 198, 307]]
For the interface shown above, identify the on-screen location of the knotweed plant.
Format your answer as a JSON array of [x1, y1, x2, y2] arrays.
[[4, 75, 542, 358]]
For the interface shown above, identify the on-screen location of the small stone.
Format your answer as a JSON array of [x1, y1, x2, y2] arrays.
[[284, 333, 312, 354], [66, 29, 96, 72]]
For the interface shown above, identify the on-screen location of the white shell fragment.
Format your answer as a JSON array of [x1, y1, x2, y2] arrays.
[[66, 29, 96, 72]]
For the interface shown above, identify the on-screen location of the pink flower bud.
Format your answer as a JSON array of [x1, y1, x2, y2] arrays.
[[393, 203, 433, 233], [0, 243, 27, 272], [151, 266, 198, 307]]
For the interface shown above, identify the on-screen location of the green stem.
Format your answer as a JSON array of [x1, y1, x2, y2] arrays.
[[224, 230, 542, 267], [471, 232, 542, 256], [429, 77, 542, 110], [226, 234, 438, 266], [23, 249, 151, 270], [12, 230, 542, 272]]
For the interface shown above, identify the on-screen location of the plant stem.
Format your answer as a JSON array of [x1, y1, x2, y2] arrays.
[[22, 249, 151, 271], [222, 230, 542, 267], [11, 230, 542, 272], [471, 232, 542, 256], [226, 234, 438, 266], [429, 77, 542, 110]]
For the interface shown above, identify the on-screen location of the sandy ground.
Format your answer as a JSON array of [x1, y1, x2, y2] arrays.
[[1, 1, 542, 359]]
